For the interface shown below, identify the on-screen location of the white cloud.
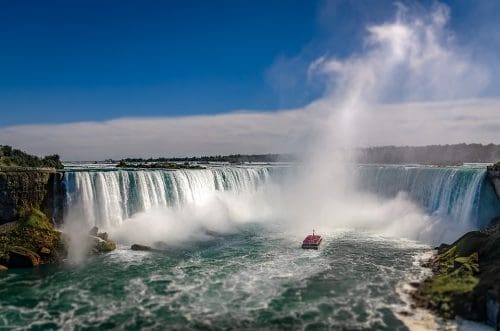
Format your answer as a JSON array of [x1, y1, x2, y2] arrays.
[[1, 2, 499, 161], [0, 109, 314, 160], [0, 98, 499, 160]]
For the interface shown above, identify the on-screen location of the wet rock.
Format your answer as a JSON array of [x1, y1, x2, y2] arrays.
[[482, 217, 500, 234], [0, 168, 64, 226], [99, 239, 116, 252], [486, 167, 500, 199], [87, 227, 114, 253], [434, 243, 450, 254], [97, 232, 108, 241], [408, 281, 420, 288], [412, 224, 500, 327], [88, 235, 116, 254], [0, 208, 66, 266], [486, 290, 500, 330], [131, 244, 153, 251], [7, 246, 41, 268], [0, 264, 7, 272], [88, 226, 98, 236]]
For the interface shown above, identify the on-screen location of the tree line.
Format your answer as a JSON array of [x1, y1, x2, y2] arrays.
[[0, 145, 64, 169], [121, 153, 296, 164], [356, 144, 500, 164], [121, 144, 500, 165]]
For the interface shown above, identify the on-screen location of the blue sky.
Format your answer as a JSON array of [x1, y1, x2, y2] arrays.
[[1, 0, 499, 128], [0, 1, 499, 159], [0, 0, 320, 126]]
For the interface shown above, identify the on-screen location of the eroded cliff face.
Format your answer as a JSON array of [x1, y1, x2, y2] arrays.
[[487, 170, 500, 199], [0, 168, 64, 225]]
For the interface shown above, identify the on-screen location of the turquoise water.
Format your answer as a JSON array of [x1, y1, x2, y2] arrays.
[[64, 165, 499, 235], [357, 165, 500, 229], [0, 227, 426, 330], [3, 164, 498, 330]]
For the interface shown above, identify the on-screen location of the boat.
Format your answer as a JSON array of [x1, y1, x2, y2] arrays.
[[302, 229, 322, 249]]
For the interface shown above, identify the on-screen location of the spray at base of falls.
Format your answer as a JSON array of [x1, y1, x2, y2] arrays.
[[357, 165, 500, 238], [62, 165, 500, 250], [63, 167, 279, 252], [64, 167, 274, 228]]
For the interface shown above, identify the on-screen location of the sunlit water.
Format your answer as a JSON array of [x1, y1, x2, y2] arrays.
[[0, 227, 428, 330], [2, 164, 497, 330]]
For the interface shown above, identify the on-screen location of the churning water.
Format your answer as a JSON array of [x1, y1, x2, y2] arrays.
[[63, 166, 277, 229], [63, 165, 499, 243], [0, 229, 427, 330], [1, 164, 499, 330]]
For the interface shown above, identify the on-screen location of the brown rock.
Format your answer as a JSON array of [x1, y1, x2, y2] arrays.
[[0, 169, 63, 226], [39, 247, 51, 255], [88, 235, 116, 254], [0, 264, 7, 272], [89, 226, 98, 236], [97, 232, 108, 241], [131, 244, 153, 251], [7, 247, 41, 268]]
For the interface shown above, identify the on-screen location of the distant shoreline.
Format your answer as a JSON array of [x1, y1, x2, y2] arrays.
[[62, 143, 500, 165]]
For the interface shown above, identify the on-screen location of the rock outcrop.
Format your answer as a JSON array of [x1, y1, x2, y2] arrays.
[[131, 244, 154, 251], [412, 219, 500, 329], [7, 246, 41, 268], [87, 227, 116, 254], [0, 215, 119, 270], [0, 168, 64, 226], [131, 242, 169, 251], [487, 167, 500, 199], [0, 208, 66, 267], [89, 235, 117, 254]]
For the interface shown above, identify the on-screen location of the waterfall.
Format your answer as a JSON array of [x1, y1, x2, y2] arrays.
[[356, 165, 499, 230], [63, 164, 500, 236], [64, 167, 274, 229]]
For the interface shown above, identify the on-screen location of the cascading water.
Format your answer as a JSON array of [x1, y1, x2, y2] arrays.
[[63, 164, 500, 238], [357, 165, 500, 231], [64, 166, 275, 229]]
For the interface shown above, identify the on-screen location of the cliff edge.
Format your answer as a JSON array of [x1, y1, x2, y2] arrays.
[[412, 218, 500, 329], [487, 162, 500, 199], [0, 167, 64, 226]]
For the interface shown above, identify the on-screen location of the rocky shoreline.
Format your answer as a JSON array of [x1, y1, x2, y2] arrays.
[[411, 218, 500, 329], [487, 162, 500, 199], [0, 208, 116, 271], [0, 167, 65, 226]]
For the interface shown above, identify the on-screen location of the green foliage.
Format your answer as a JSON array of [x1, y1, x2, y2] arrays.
[[435, 246, 457, 273], [19, 208, 53, 231], [419, 248, 480, 318], [0, 208, 63, 264], [0, 145, 63, 169], [454, 253, 480, 273], [117, 161, 205, 170], [487, 161, 500, 171], [89, 237, 117, 254], [120, 153, 296, 164], [428, 250, 479, 297], [427, 273, 479, 298], [100, 240, 116, 252], [41, 154, 64, 169]]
